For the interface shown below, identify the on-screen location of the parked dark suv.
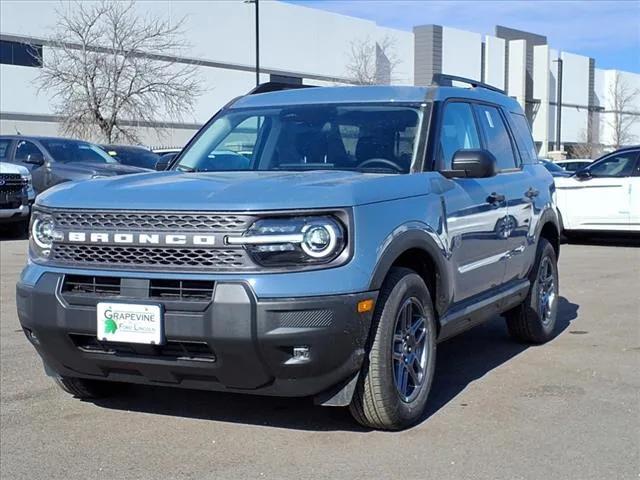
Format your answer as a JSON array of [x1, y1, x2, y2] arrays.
[[17, 77, 561, 430], [0, 136, 148, 194]]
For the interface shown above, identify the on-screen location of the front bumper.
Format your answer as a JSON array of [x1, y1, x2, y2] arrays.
[[17, 272, 376, 399], [0, 200, 31, 223]]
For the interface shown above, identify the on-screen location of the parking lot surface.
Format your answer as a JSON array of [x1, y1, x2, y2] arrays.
[[1, 238, 638, 480]]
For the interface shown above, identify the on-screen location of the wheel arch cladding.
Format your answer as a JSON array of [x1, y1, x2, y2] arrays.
[[368, 229, 452, 319], [539, 210, 561, 259]]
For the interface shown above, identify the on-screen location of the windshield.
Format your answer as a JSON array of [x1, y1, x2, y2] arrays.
[[174, 104, 424, 174], [41, 139, 118, 164]]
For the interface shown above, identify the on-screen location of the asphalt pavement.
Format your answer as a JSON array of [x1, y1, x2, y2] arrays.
[[1, 236, 638, 480]]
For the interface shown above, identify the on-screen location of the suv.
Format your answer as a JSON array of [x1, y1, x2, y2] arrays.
[[17, 77, 561, 430], [0, 136, 148, 194]]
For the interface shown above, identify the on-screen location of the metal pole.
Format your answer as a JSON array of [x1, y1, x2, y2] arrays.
[[255, 0, 260, 86], [555, 58, 563, 151]]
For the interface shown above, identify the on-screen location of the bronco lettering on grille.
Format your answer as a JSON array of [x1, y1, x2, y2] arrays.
[[66, 232, 217, 246]]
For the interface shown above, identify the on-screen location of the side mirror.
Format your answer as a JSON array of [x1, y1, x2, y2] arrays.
[[575, 169, 591, 180], [24, 153, 45, 166], [155, 153, 177, 171], [443, 149, 497, 179]]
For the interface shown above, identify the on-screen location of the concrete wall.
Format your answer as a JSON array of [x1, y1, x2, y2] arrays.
[[441, 27, 482, 80], [507, 40, 526, 109], [484, 36, 506, 90]]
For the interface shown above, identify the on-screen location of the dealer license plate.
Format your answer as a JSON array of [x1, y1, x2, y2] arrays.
[[96, 302, 163, 344]]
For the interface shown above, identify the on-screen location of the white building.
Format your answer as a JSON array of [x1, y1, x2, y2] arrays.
[[1, 0, 638, 155]]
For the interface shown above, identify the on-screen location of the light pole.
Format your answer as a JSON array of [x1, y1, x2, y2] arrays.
[[553, 57, 563, 151], [245, 0, 260, 86]]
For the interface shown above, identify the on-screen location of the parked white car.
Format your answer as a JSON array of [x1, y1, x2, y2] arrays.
[[555, 147, 640, 232]]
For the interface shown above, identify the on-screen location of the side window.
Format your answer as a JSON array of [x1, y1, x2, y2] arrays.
[[0, 139, 12, 160], [476, 105, 518, 170], [509, 113, 537, 163], [438, 102, 481, 168], [589, 152, 638, 178], [14, 140, 41, 162]]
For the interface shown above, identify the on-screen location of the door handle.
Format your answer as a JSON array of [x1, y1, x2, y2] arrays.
[[525, 187, 539, 199], [487, 192, 505, 204]]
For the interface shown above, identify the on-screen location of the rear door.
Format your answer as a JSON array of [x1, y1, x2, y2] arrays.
[[436, 101, 509, 302]]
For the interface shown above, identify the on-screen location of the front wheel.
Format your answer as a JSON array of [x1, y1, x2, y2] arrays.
[[504, 238, 559, 343], [349, 267, 437, 430]]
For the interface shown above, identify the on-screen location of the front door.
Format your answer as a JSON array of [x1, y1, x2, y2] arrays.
[[564, 150, 637, 230], [437, 101, 508, 302]]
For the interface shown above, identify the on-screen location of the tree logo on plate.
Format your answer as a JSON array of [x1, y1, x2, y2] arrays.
[[103, 308, 118, 334]]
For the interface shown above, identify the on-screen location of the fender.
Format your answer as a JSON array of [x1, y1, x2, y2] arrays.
[[368, 223, 454, 316]]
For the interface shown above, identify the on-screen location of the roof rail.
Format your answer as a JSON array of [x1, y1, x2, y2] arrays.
[[431, 73, 505, 94], [247, 82, 317, 95]]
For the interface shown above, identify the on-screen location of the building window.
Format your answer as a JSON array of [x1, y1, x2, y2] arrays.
[[270, 74, 302, 85], [0, 40, 42, 67]]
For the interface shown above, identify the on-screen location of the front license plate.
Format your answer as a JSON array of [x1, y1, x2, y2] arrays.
[[96, 302, 163, 344]]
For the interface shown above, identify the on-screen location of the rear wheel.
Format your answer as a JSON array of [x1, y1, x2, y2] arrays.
[[54, 376, 126, 399], [350, 267, 436, 430], [505, 238, 559, 343]]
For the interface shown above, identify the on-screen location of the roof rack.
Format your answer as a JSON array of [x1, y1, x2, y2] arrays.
[[247, 82, 317, 95], [431, 73, 505, 94]]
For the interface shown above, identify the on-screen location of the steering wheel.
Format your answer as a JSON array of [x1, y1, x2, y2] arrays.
[[358, 158, 403, 172]]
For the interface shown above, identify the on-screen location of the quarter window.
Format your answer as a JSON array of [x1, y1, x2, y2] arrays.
[[438, 102, 481, 169], [476, 105, 518, 170]]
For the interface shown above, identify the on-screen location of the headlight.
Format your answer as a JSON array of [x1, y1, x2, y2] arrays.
[[21, 174, 32, 187], [227, 216, 346, 267], [29, 210, 62, 259]]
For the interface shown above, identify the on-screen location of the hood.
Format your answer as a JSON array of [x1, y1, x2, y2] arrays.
[[37, 170, 434, 210], [60, 161, 149, 176], [0, 161, 30, 176]]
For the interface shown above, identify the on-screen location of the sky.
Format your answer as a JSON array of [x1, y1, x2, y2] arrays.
[[283, 0, 640, 73]]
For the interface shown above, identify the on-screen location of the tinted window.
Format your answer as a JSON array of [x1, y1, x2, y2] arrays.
[[176, 105, 423, 174], [0, 139, 11, 160], [40, 139, 118, 164], [476, 105, 517, 170], [509, 113, 537, 163], [438, 102, 481, 169], [588, 152, 637, 178], [14, 140, 41, 161], [0, 40, 42, 67]]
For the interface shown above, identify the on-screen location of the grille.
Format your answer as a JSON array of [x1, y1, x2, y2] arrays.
[[69, 334, 216, 362], [52, 210, 254, 231], [52, 244, 249, 270], [0, 174, 26, 193]]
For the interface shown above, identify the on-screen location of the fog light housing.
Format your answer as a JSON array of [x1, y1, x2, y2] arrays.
[[292, 346, 310, 360]]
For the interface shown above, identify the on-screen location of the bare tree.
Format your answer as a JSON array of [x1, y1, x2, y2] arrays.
[[345, 35, 401, 85], [571, 129, 602, 159], [605, 71, 640, 149], [34, 0, 203, 143]]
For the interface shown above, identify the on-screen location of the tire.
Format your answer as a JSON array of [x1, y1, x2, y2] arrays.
[[350, 267, 437, 430], [54, 376, 126, 399], [504, 238, 559, 343]]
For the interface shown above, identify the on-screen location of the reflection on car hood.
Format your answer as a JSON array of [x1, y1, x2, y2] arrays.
[[60, 162, 150, 175], [0, 162, 30, 176], [37, 170, 434, 210]]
